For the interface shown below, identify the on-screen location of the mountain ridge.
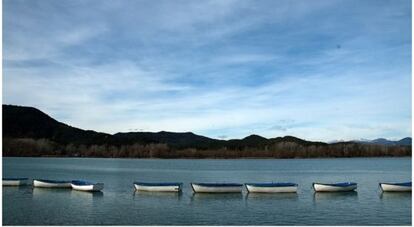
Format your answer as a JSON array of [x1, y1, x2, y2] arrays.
[[2, 104, 411, 158], [350, 137, 412, 146]]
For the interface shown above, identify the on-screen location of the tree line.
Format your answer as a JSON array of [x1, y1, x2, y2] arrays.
[[3, 137, 411, 158]]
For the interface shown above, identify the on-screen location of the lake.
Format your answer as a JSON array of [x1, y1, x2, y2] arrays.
[[2, 157, 412, 225]]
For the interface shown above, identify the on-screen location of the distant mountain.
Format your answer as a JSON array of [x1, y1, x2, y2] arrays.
[[397, 137, 412, 146], [371, 138, 395, 145], [353, 137, 412, 146], [2, 104, 411, 158]]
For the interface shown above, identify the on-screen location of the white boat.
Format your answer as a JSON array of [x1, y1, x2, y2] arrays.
[[3, 178, 28, 186], [313, 182, 357, 192], [191, 183, 243, 193], [33, 179, 72, 188], [71, 180, 104, 192], [134, 182, 182, 192], [245, 182, 298, 193], [379, 182, 411, 192]]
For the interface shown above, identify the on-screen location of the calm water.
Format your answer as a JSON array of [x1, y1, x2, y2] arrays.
[[2, 157, 412, 225]]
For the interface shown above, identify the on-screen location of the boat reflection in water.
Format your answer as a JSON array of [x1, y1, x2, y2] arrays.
[[246, 192, 299, 201], [133, 190, 183, 201], [313, 191, 358, 203], [70, 189, 104, 199], [32, 187, 72, 199], [3, 185, 29, 203], [190, 192, 243, 203], [379, 191, 412, 200], [3, 185, 28, 193]]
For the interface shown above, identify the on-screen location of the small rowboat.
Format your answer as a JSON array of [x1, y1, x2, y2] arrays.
[[134, 182, 182, 192], [3, 178, 28, 186], [313, 182, 357, 192], [71, 180, 104, 192], [191, 183, 243, 193], [245, 182, 298, 193], [379, 182, 411, 192], [33, 179, 72, 188]]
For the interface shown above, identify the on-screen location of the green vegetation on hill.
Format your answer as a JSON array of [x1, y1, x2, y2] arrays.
[[2, 105, 411, 158]]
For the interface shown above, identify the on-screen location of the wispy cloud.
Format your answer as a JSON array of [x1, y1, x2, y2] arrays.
[[3, 0, 411, 142]]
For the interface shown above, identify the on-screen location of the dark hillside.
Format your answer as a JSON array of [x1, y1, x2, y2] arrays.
[[3, 105, 111, 145]]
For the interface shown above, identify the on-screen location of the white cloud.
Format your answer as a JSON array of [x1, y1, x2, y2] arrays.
[[3, 0, 411, 141]]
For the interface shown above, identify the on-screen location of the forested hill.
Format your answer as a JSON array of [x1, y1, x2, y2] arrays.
[[3, 105, 411, 158]]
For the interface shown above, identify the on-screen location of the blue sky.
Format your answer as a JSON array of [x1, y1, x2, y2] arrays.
[[3, 0, 411, 142]]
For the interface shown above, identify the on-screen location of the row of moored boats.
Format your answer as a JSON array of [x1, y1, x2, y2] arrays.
[[3, 178, 411, 193], [3, 178, 104, 192]]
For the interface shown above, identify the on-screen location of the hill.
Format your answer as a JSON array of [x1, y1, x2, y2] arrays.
[[2, 105, 411, 158], [3, 105, 111, 145]]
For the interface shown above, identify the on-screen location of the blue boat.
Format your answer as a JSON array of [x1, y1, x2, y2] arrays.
[[3, 177, 28, 180], [134, 182, 183, 192], [245, 182, 298, 193], [379, 182, 411, 192], [313, 182, 357, 192], [3, 178, 28, 186], [33, 179, 72, 188], [191, 183, 243, 193], [71, 180, 104, 192]]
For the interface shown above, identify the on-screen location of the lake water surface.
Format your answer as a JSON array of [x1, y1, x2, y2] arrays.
[[2, 157, 412, 225]]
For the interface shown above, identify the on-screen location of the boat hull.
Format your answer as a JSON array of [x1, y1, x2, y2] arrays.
[[246, 184, 297, 193], [33, 180, 72, 188], [313, 183, 357, 192], [380, 183, 411, 192], [71, 183, 104, 192], [3, 178, 28, 186], [134, 184, 181, 192], [191, 183, 243, 193]]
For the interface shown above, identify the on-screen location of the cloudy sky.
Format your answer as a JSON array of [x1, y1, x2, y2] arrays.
[[3, 0, 411, 142]]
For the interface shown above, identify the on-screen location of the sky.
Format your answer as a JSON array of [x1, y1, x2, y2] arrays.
[[3, 0, 412, 142]]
